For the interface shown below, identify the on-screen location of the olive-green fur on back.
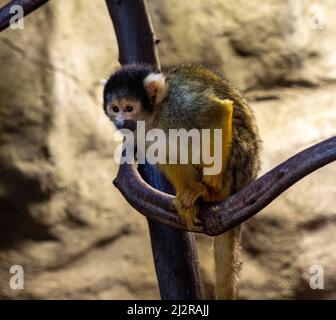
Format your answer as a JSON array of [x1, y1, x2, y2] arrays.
[[162, 64, 261, 192]]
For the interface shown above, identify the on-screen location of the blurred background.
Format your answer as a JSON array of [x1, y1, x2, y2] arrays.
[[0, 0, 335, 299]]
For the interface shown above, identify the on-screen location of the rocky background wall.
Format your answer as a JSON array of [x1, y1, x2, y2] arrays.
[[0, 0, 335, 299]]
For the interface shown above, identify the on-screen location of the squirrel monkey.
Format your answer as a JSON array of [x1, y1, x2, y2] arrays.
[[103, 64, 261, 299]]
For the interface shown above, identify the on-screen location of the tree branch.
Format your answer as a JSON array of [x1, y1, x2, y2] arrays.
[[106, 0, 160, 66], [106, 0, 204, 299], [114, 136, 336, 236], [0, 0, 50, 32]]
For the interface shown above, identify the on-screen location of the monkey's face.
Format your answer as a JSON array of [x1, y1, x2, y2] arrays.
[[105, 97, 141, 131], [103, 64, 167, 132]]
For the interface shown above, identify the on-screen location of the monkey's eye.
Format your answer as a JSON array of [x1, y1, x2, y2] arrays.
[[111, 105, 119, 113], [125, 105, 133, 112]]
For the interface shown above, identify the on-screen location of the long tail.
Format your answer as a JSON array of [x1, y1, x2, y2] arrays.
[[214, 225, 242, 299]]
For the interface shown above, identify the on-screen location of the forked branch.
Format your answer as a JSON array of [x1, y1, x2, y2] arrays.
[[114, 137, 336, 236]]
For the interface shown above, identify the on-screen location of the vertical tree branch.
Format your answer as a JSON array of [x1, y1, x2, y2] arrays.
[[105, 0, 204, 299], [106, 0, 160, 67]]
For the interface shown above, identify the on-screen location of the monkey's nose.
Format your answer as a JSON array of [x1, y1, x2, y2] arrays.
[[115, 119, 137, 131], [115, 119, 125, 129]]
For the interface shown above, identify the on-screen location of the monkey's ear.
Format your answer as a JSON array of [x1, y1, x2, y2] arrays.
[[143, 72, 167, 105]]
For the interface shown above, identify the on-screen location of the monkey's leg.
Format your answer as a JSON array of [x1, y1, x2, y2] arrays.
[[159, 164, 206, 230], [202, 98, 233, 201]]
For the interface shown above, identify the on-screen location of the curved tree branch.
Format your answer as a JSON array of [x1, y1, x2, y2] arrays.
[[114, 136, 336, 236], [0, 0, 50, 32]]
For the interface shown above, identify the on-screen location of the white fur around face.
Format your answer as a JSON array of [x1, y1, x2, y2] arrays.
[[143, 72, 165, 85], [143, 72, 167, 105]]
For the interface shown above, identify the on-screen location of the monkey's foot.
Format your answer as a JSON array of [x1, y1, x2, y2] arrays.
[[202, 179, 231, 202], [178, 182, 207, 208], [202, 174, 223, 193], [173, 199, 204, 232], [202, 188, 228, 202]]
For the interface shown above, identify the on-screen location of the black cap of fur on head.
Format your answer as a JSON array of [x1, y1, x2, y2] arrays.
[[103, 64, 159, 114]]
